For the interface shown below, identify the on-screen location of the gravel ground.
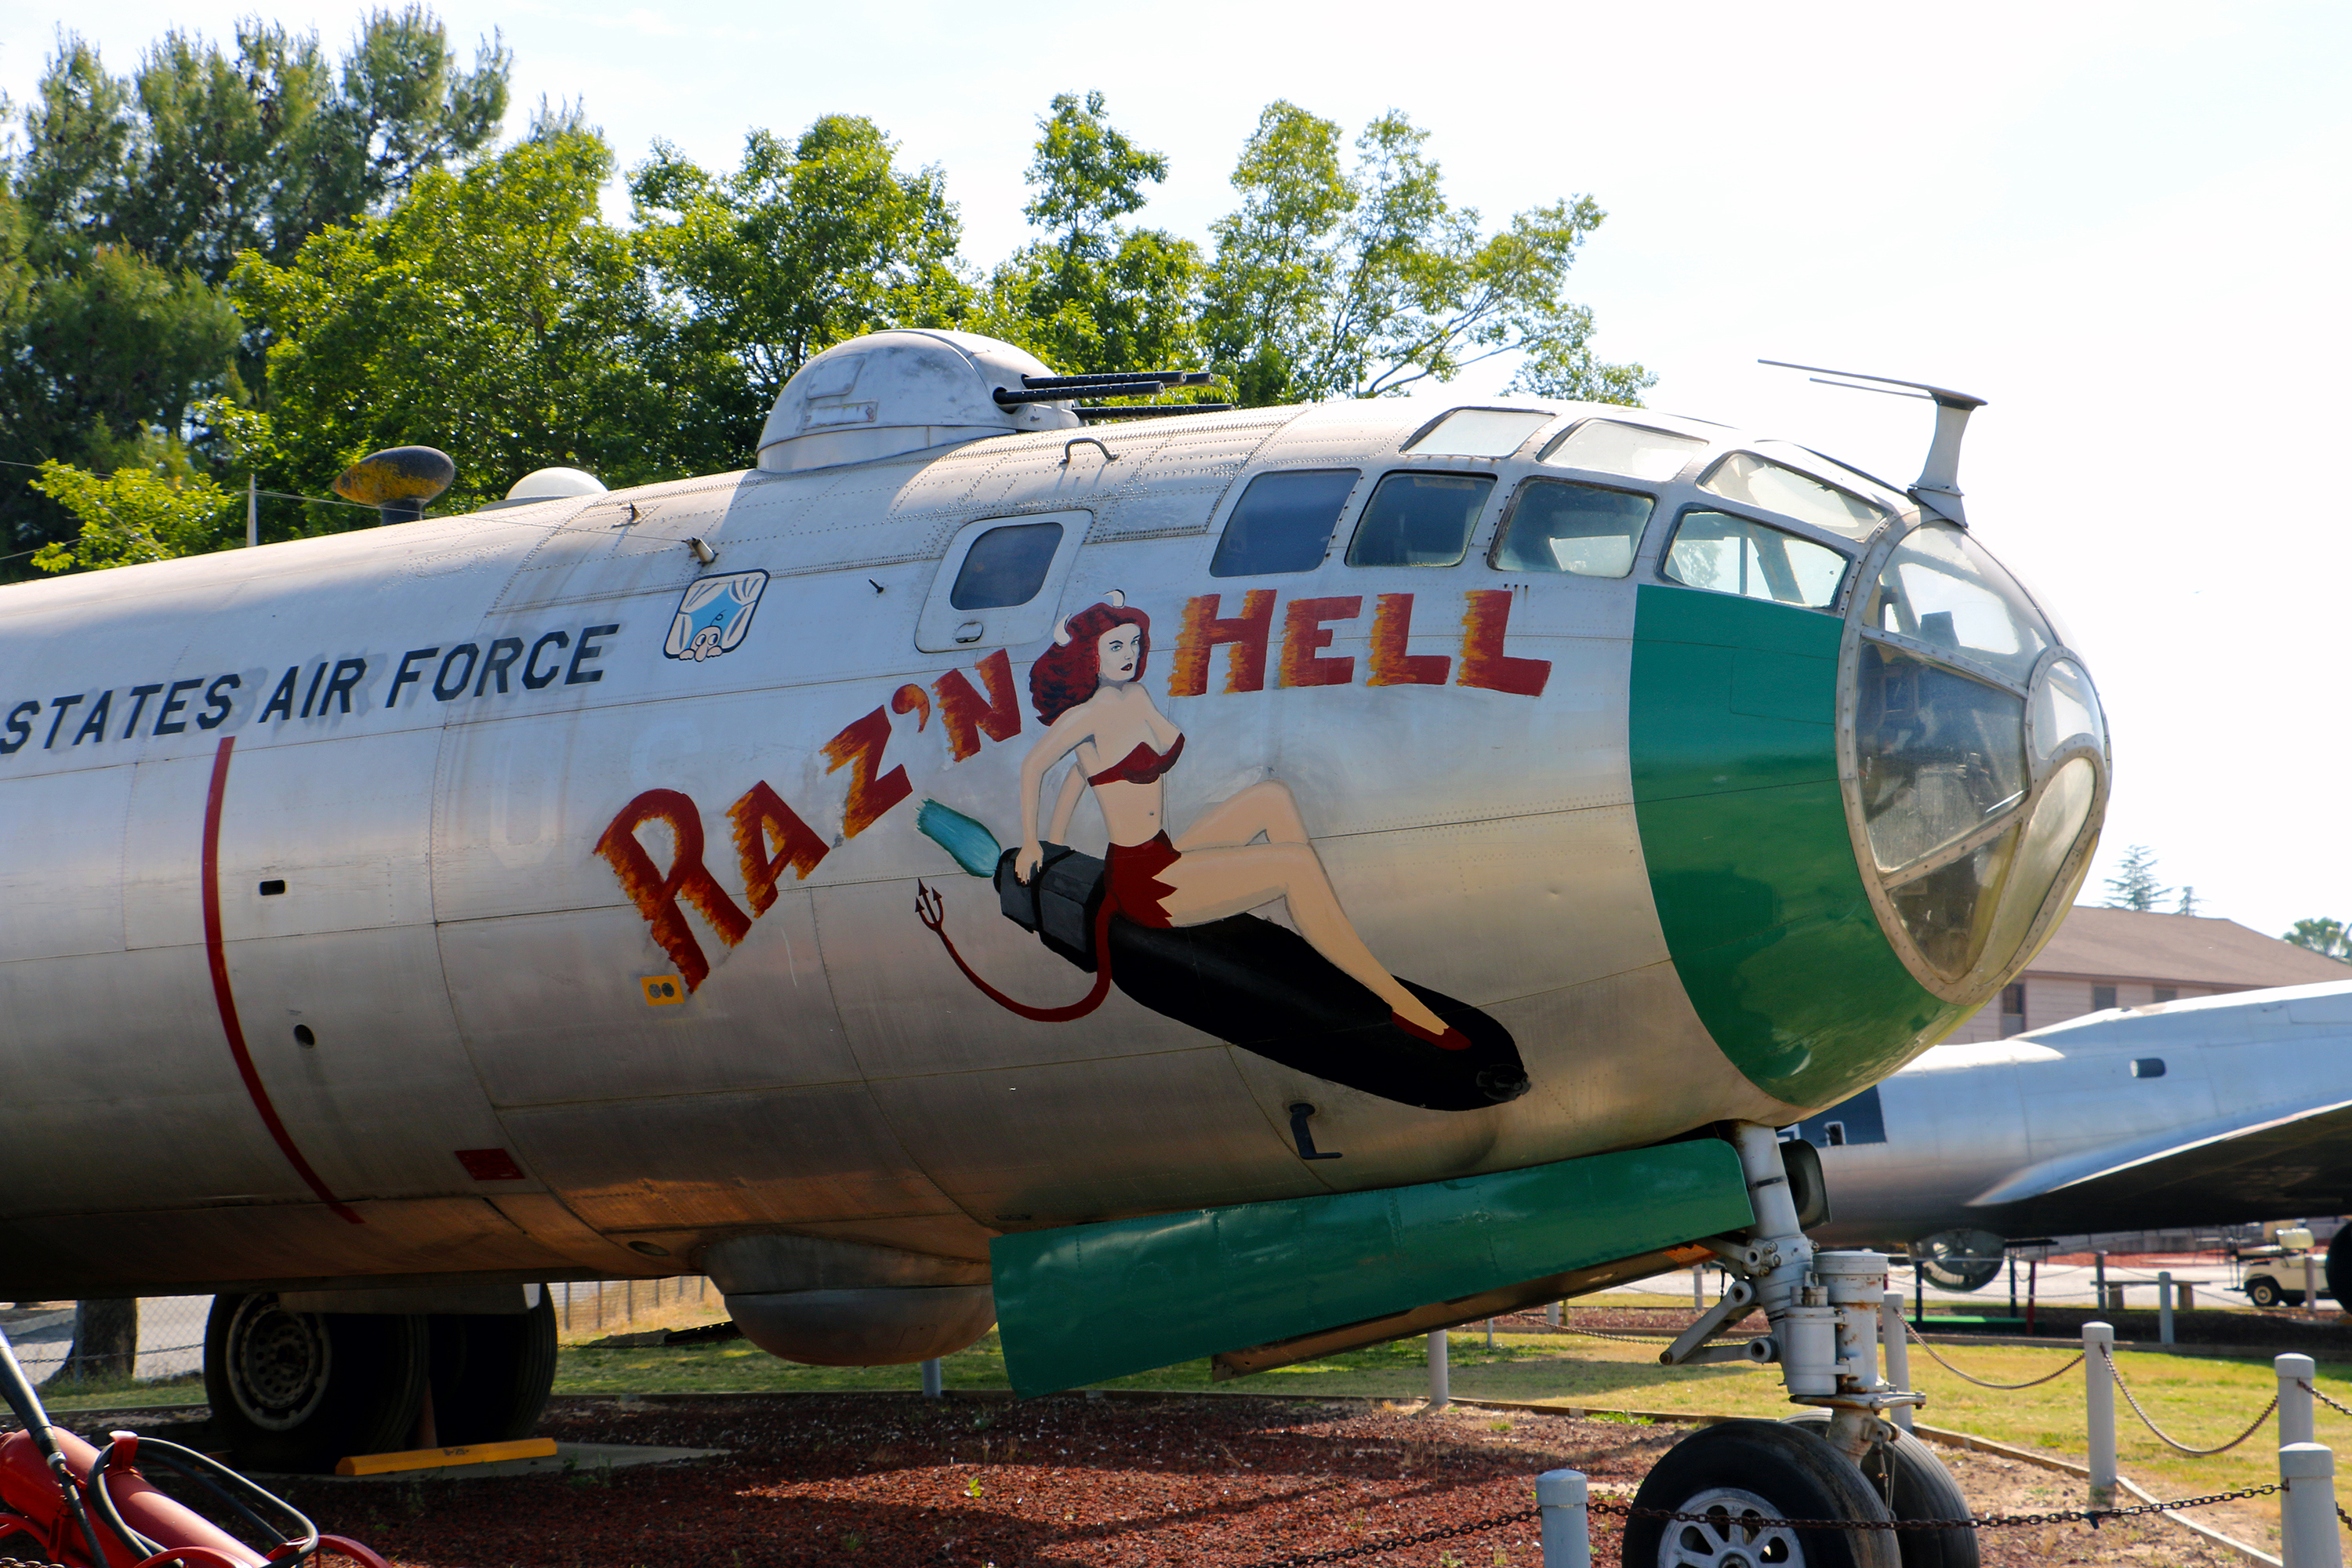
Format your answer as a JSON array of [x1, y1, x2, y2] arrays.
[[243, 1394, 2253, 1568]]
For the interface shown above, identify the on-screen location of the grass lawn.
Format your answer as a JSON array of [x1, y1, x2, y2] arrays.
[[553, 1322, 2352, 1508]]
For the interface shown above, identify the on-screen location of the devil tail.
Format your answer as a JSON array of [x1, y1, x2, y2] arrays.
[[916, 881, 1114, 1024]]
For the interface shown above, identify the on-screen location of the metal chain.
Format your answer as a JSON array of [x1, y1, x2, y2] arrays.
[[1235, 1504, 1538, 1567], [2103, 1345, 2278, 1455], [1900, 1319, 2085, 1389], [2304, 1378, 2352, 1423], [1239, 1479, 2288, 1565], [1591, 1482, 2283, 1532]]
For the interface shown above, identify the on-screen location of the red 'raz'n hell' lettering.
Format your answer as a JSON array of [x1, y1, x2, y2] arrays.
[[934, 648, 1022, 760], [1171, 590, 1276, 695], [594, 789, 753, 991], [727, 781, 829, 915], [822, 705, 913, 837], [1456, 590, 1551, 697]]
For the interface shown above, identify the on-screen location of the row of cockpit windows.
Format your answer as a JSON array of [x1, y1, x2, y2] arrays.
[[944, 417, 1898, 617]]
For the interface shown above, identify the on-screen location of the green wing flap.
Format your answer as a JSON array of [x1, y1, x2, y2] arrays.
[[989, 1139, 1753, 1396]]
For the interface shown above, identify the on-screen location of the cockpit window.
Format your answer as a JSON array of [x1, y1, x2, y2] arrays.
[[1491, 479, 1653, 577], [1663, 509, 1849, 609], [1210, 469, 1358, 577], [1539, 419, 1707, 481], [1403, 408, 1552, 457], [2031, 659, 2107, 762], [949, 521, 1064, 610], [1863, 523, 2053, 687], [1700, 452, 1889, 539], [1346, 472, 1494, 568], [1854, 641, 2029, 873]]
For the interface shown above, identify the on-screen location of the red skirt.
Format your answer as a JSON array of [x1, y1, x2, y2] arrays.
[[1106, 833, 1181, 928]]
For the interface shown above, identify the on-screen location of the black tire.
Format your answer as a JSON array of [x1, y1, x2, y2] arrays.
[[1623, 1418, 1898, 1567], [428, 1294, 560, 1445], [2248, 1277, 2282, 1308], [203, 1294, 427, 1473], [1784, 1412, 1979, 1568], [2328, 1241, 2351, 1308]]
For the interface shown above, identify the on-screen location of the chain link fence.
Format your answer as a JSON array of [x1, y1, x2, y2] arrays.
[[0, 1298, 212, 1395], [550, 1277, 717, 1338]]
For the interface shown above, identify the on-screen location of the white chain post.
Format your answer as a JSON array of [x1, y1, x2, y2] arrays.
[[2280, 1442, 2343, 1568], [1427, 1330, 1450, 1410], [1546, 1300, 1562, 1327], [1691, 1263, 1704, 1311], [1537, 1468, 1591, 1568], [2158, 1270, 2174, 1345], [2083, 1321, 2117, 1507], [1881, 1291, 1915, 1433], [2307, 1253, 2322, 1319], [2281, 1354, 2318, 1446], [921, 1357, 943, 1399]]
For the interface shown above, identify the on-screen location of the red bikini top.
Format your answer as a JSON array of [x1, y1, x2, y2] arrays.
[[1087, 733, 1185, 786]]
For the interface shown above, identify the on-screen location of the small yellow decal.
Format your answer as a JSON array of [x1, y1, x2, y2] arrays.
[[641, 975, 687, 1006]]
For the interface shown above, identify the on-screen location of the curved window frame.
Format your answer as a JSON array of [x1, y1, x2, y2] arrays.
[[1486, 474, 1659, 579], [1835, 514, 2111, 1004], [1534, 416, 1715, 483], [1654, 502, 1859, 613]]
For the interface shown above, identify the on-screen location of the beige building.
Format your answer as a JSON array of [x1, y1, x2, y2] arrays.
[[1944, 906, 2350, 1044]]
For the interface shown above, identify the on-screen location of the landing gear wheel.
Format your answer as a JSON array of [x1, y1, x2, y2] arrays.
[[2328, 1242, 2351, 1309], [427, 1294, 560, 1445], [1784, 1413, 1979, 1567], [203, 1294, 427, 1473], [1623, 1418, 1896, 1567], [2248, 1277, 2283, 1308]]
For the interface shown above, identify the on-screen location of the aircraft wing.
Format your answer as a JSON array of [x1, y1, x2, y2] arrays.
[[1967, 1096, 2352, 1231]]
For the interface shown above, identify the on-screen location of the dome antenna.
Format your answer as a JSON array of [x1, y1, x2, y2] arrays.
[[1759, 359, 1985, 527]]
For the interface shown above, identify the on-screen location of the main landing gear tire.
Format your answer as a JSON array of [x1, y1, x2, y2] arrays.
[[203, 1294, 426, 1473], [1623, 1418, 1897, 1567], [427, 1295, 560, 1445], [1783, 1412, 1979, 1568], [2328, 1242, 2352, 1310]]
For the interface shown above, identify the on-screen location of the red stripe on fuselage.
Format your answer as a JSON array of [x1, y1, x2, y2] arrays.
[[201, 737, 363, 1225]]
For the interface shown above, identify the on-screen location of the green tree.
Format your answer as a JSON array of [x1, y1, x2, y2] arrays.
[[2102, 844, 2172, 912], [2285, 919, 2352, 963], [983, 92, 1204, 377], [2, 10, 508, 565], [630, 114, 972, 469], [1202, 102, 1652, 408], [15, 11, 508, 285], [233, 128, 673, 512], [28, 443, 241, 573]]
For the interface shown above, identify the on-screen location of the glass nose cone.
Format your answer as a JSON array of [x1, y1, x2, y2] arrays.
[[1849, 524, 2107, 994]]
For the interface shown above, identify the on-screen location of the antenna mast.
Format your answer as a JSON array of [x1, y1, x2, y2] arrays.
[[1759, 360, 1986, 527]]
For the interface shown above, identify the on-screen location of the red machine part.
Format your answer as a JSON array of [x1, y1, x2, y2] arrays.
[[0, 1428, 388, 1568]]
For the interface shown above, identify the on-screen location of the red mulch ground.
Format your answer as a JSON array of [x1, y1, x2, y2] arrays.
[[247, 1394, 2241, 1568]]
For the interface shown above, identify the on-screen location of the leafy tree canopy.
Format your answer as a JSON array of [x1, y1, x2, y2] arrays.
[[2285, 919, 2352, 964], [232, 128, 673, 512], [1201, 101, 1653, 408], [16, 9, 508, 283], [630, 114, 972, 468], [983, 93, 1205, 379], [28, 437, 241, 572]]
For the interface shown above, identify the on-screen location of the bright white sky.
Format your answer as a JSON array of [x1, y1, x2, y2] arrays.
[[8, 0, 2349, 937]]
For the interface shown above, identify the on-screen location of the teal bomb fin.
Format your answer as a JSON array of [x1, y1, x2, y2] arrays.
[[916, 800, 1003, 877]]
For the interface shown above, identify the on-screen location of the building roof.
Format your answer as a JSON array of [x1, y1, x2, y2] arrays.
[[2028, 906, 2352, 989]]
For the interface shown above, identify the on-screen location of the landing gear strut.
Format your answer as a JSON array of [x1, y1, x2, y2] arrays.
[[1624, 1124, 1976, 1568]]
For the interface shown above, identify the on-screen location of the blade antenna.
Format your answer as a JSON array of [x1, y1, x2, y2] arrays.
[[1759, 359, 1986, 526]]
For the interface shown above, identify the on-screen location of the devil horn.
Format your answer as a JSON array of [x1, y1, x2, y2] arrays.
[[1107, 589, 1125, 608], [1053, 616, 1074, 646]]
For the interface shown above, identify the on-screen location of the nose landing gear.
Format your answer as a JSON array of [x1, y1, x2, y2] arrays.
[[1623, 1125, 1976, 1568]]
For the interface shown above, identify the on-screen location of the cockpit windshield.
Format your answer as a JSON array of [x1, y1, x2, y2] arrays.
[[1700, 452, 1889, 539], [1847, 520, 2106, 988], [1861, 524, 2053, 688]]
